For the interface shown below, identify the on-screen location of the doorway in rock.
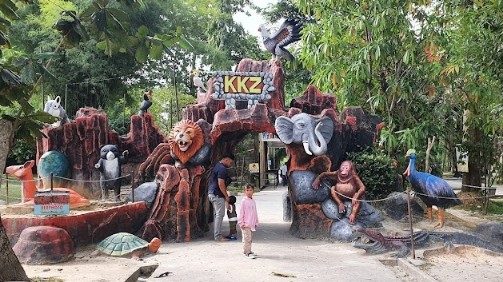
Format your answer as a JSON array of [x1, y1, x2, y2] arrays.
[[225, 133, 287, 191], [229, 134, 259, 189], [218, 132, 292, 228], [259, 132, 286, 190]]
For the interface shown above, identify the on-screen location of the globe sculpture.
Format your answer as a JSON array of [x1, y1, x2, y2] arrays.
[[38, 150, 71, 189]]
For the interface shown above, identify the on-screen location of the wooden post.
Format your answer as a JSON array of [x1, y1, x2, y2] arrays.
[[406, 187, 416, 259], [5, 174, 8, 205], [131, 172, 135, 203]]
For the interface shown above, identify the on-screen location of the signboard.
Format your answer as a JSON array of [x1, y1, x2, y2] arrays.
[[34, 190, 70, 215], [211, 71, 275, 109], [249, 163, 259, 174], [260, 132, 281, 142], [455, 145, 468, 173], [222, 76, 263, 94]]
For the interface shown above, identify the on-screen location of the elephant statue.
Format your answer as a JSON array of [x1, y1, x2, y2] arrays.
[[275, 113, 334, 156]]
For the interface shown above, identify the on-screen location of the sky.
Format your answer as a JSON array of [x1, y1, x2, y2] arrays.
[[233, 0, 279, 37]]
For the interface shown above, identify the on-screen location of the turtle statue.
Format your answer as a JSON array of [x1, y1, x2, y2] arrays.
[[96, 232, 161, 259]]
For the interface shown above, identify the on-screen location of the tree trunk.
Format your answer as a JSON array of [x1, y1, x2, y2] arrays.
[[0, 119, 29, 281], [461, 118, 482, 192], [0, 119, 12, 187], [425, 136, 436, 173]]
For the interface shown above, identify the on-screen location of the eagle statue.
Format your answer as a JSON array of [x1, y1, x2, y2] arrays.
[[259, 19, 303, 61]]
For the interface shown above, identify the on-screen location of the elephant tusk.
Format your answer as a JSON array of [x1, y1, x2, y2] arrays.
[[303, 142, 313, 155]]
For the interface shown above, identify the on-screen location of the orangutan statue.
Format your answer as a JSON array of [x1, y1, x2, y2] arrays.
[[311, 161, 366, 224]]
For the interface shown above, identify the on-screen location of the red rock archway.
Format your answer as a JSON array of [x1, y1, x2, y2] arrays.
[[137, 58, 383, 241]]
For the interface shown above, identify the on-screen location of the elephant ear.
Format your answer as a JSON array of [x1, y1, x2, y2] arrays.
[[317, 116, 335, 143], [275, 116, 295, 144]]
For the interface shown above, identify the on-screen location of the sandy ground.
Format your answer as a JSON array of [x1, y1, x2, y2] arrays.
[[420, 246, 503, 282], [21, 185, 503, 282]]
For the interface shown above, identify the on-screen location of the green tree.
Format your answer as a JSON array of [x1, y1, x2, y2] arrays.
[[205, 0, 265, 70], [440, 1, 503, 190], [294, 0, 503, 188], [294, 1, 462, 168]]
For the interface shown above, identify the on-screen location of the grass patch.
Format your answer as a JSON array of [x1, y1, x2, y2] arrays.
[[0, 174, 24, 203], [456, 192, 503, 215], [487, 199, 503, 214]]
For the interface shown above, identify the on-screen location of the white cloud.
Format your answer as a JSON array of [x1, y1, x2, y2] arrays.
[[233, 0, 279, 37]]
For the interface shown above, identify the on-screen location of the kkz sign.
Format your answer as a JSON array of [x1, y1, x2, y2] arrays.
[[223, 76, 263, 94], [211, 71, 275, 109]]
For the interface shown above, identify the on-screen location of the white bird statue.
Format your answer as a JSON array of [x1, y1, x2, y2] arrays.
[[192, 70, 207, 92]]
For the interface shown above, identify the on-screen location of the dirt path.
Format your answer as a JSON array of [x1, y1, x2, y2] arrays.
[[22, 186, 503, 282]]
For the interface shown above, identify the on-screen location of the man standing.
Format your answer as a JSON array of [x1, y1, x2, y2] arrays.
[[279, 163, 288, 186], [208, 152, 235, 241]]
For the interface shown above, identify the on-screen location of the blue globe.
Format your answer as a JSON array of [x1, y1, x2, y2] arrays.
[[38, 151, 71, 189]]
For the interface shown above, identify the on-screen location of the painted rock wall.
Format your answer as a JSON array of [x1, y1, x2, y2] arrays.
[[36, 108, 166, 199], [2, 202, 148, 246]]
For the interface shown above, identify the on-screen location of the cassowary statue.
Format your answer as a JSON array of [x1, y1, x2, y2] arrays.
[[403, 149, 462, 228], [140, 89, 153, 115], [259, 19, 302, 61]]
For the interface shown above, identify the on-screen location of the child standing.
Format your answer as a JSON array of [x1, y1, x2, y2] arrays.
[[238, 183, 259, 259], [226, 195, 238, 240]]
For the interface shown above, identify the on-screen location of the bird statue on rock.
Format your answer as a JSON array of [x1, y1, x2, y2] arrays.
[[139, 89, 153, 116], [258, 19, 303, 62], [403, 149, 462, 228], [191, 69, 207, 92]]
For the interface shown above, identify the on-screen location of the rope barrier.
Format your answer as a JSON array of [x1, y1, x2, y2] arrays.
[[329, 186, 500, 203], [460, 183, 492, 189], [1, 173, 499, 206], [412, 190, 498, 201], [0, 174, 133, 204], [321, 185, 502, 232], [330, 188, 404, 203], [52, 174, 132, 183], [0, 174, 131, 184]]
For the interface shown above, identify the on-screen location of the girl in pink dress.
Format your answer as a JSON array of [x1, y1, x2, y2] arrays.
[[238, 183, 259, 259]]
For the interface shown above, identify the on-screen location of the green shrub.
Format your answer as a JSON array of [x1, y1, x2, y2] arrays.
[[487, 199, 503, 215], [348, 150, 397, 200], [8, 139, 36, 164]]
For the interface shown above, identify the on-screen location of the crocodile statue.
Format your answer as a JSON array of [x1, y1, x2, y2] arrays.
[[352, 226, 503, 258]]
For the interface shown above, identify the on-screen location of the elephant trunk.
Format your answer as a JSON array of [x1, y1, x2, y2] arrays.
[[308, 123, 328, 156]]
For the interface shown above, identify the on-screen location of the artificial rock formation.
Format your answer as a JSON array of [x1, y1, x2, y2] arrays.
[[2, 202, 148, 246], [136, 58, 382, 241], [36, 108, 166, 199], [13, 226, 75, 264]]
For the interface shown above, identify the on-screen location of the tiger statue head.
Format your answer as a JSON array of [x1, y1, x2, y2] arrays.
[[168, 120, 204, 164]]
